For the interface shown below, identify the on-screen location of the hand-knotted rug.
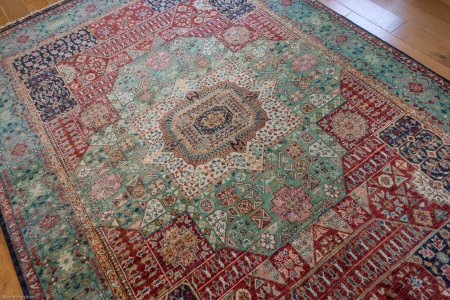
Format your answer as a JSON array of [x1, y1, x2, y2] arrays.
[[0, 0, 449, 299]]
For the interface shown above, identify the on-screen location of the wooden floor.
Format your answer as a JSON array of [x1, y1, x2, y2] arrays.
[[0, 0, 60, 25], [0, 230, 22, 296], [319, 0, 450, 79], [0, 0, 449, 297]]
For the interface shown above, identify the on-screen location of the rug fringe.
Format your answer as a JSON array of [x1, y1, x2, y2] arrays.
[[0, 0, 75, 32]]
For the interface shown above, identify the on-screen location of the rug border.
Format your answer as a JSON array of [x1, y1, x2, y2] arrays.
[[0, 196, 30, 297], [305, 0, 450, 84], [0, 2, 80, 297]]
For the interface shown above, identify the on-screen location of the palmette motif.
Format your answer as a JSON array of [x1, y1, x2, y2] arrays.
[[0, 0, 449, 299]]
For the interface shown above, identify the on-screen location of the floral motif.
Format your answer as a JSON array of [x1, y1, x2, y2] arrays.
[[14, 28, 97, 79], [334, 196, 370, 229], [442, 265, 450, 281], [292, 54, 318, 72], [236, 199, 252, 214], [26, 68, 78, 122], [217, 25, 258, 52], [146, 51, 172, 70], [235, 289, 252, 300], [329, 111, 368, 143], [379, 117, 449, 183], [217, 187, 239, 207], [57, 252, 74, 272], [272, 186, 313, 223], [78, 101, 119, 135], [414, 223, 450, 287], [373, 262, 442, 299], [199, 198, 214, 212], [324, 184, 340, 198], [166, 284, 198, 299], [16, 35, 29, 43], [89, 174, 123, 200], [270, 243, 310, 284], [39, 214, 59, 231], [146, 0, 184, 12], [260, 232, 276, 250]]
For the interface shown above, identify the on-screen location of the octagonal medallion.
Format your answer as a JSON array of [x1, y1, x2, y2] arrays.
[[134, 62, 302, 197], [160, 81, 268, 165]]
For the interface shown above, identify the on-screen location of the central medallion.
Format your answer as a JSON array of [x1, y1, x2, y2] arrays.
[[160, 81, 268, 166], [134, 62, 302, 197], [193, 106, 233, 135]]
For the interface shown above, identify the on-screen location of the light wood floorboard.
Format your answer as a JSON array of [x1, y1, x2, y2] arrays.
[[0, 231, 22, 297]]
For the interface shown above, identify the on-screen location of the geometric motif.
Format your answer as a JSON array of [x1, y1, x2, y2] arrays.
[[318, 101, 381, 151], [46, 113, 89, 172], [414, 222, 450, 288], [251, 207, 272, 229], [142, 199, 166, 228], [188, 248, 265, 299], [367, 157, 449, 228], [379, 116, 450, 183], [339, 70, 401, 126], [269, 243, 310, 285], [56, 54, 113, 91], [161, 226, 201, 268], [215, 24, 260, 52], [292, 220, 431, 299], [271, 185, 312, 223], [147, 214, 214, 283], [368, 262, 444, 299], [342, 136, 398, 193], [206, 209, 227, 242], [88, 1, 155, 40], [312, 224, 349, 262], [333, 194, 371, 229], [100, 226, 171, 299], [100, 216, 269, 299], [89, 173, 124, 201], [412, 171, 450, 205], [193, 105, 234, 135], [76, 98, 120, 136]]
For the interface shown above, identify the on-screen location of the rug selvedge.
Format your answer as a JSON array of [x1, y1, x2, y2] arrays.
[[0, 0, 449, 299]]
